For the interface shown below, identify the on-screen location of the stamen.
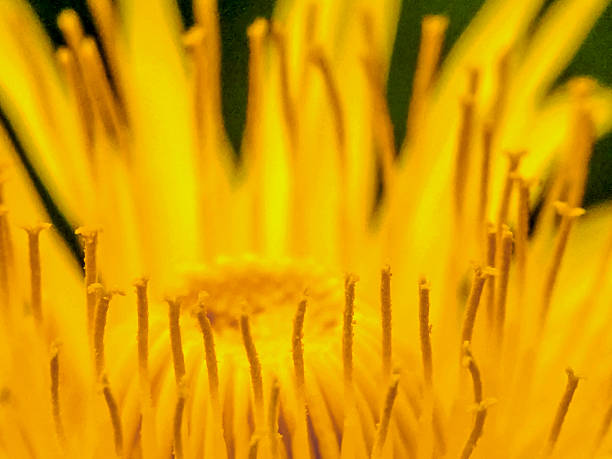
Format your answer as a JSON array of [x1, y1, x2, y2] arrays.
[[362, 56, 395, 192], [240, 313, 264, 426], [57, 9, 84, 53], [56, 47, 94, 150], [594, 401, 612, 453], [0, 207, 12, 308], [167, 297, 186, 385], [79, 37, 124, 144], [418, 278, 433, 387], [184, 26, 207, 145], [495, 227, 513, 347], [194, 293, 220, 411], [244, 19, 269, 252], [380, 266, 392, 379], [460, 344, 489, 459], [489, 49, 511, 132], [484, 223, 497, 328], [248, 435, 260, 459], [308, 48, 346, 157], [267, 378, 280, 458], [477, 123, 493, 243], [85, 0, 119, 87], [134, 278, 149, 378], [453, 90, 476, 223], [496, 151, 524, 236], [75, 228, 98, 337], [91, 285, 123, 379], [514, 177, 530, 307], [23, 223, 51, 325], [405, 15, 448, 143], [101, 375, 123, 457], [544, 368, 580, 456], [370, 374, 400, 459], [539, 203, 585, 327], [270, 23, 298, 150], [461, 267, 494, 347], [292, 296, 307, 395], [343, 275, 358, 393], [49, 343, 65, 446], [173, 380, 186, 459]]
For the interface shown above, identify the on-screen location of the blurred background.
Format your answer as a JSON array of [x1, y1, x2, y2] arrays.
[[27, 0, 612, 206]]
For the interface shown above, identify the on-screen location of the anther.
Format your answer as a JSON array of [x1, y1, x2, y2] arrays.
[[167, 296, 186, 385], [194, 293, 220, 411], [460, 344, 488, 459], [461, 266, 494, 348], [134, 278, 149, 378], [23, 223, 51, 325], [539, 203, 585, 327], [405, 15, 448, 143], [49, 342, 65, 446], [371, 373, 400, 459], [343, 274, 358, 393], [544, 368, 580, 456], [495, 227, 513, 347], [380, 266, 392, 379], [101, 374, 123, 457], [240, 313, 265, 427], [76, 227, 98, 337], [418, 278, 433, 387]]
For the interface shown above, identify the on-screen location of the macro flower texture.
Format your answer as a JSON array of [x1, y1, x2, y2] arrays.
[[0, 0, 611, 457]]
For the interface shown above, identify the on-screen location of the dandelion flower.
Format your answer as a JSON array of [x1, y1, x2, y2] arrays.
[[0, 0, 611, 458]]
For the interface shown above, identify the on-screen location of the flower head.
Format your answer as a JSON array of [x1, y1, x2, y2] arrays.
[[0, 0, 611, 457]]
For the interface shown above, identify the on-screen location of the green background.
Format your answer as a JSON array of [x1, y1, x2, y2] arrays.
[[27, 0, 612, 206]]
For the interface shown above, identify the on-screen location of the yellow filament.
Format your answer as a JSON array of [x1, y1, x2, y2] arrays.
[[484, 223, 497, 327], [292, 296, 307, 395], [240, 313, 265, 426], [405, 15, 448, 143], [57, 9, 84, 52], [544, 368, 580, 456], [184, 26, 207, 144], [343, 275, 358, 393], [418, 278, 433, 387], [477, 123, 493, 243], [380, 266, 392, 379], [101, 375, 123, 457], [195, 293, 220, 410], [495, 227, 513, 347], [23, 223, 50, 324], [490, 49, 511, 133], [370, 374, 400, 459], [594, 401, 612, 453], [173, 382, 186, 459], [461, 267, 491, 347], [267, 378, 281, 458], [539, 203, 585, 327], [76, 228, 98, 337], [79, 37, 124, 144], [460, 344, 488, 459], [86, 0, 119, 88], [270, 23, 298, 151], [362, 56, 395, 192], [49, 343, 65, 446], [167, 297, 186, 385], [134, 278, 149, 378]]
